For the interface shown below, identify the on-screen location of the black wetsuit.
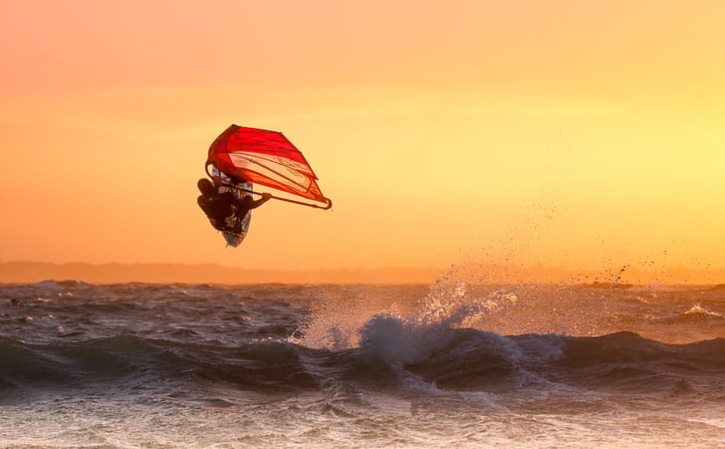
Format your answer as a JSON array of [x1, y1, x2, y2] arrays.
[[197, 180, 268, 233]]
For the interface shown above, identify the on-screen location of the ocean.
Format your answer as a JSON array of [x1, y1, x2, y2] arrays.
[[0, 280, 723, 448]]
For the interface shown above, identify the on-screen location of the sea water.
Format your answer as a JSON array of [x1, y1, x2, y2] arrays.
[[0, 280, 723, 448]]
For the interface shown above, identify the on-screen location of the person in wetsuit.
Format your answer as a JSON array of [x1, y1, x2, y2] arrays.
[[197, 178, 272, 234]]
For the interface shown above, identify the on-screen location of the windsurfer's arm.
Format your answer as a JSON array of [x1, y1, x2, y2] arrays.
[[248, 193, 272, 209], [235, 193, 272, 210]]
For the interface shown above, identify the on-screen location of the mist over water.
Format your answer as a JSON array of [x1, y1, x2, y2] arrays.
[[1, 280, 723, 448]]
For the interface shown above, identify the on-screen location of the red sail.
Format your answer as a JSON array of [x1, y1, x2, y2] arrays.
[[207, 125, 329, 204]]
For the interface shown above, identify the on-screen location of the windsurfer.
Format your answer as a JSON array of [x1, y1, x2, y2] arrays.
[[197, 178, 271, 234]]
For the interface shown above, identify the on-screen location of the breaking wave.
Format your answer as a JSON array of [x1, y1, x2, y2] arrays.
[[1, 280, 724, 403], [2, 327, 722, 397]]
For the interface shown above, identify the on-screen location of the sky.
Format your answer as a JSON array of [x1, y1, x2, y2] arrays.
[[1, 0, 724, 272]]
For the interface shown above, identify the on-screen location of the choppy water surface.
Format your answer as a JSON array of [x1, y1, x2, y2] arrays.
[[1, 280, 723, 448]]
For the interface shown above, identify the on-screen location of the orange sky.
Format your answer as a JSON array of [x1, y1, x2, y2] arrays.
[[1, 1, 724, 272]]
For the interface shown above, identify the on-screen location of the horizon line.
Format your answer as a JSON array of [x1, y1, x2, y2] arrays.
[[2, 260, 724, 285]]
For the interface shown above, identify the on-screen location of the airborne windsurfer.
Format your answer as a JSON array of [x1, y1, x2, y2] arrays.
[[199, 125, 331, 246], [197, 177, 271, 243]]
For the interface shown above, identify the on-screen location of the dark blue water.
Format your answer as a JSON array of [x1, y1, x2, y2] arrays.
[[1, 281, 723, 448]]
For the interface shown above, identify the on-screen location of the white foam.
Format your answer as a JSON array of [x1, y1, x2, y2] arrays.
[[684, 304, 723, 318]]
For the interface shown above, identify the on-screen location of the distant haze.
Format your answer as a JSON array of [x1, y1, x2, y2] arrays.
[[2, 261, 724, 285]]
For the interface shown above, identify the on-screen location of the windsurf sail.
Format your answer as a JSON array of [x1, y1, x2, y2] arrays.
[[206, 125, 332, 209]]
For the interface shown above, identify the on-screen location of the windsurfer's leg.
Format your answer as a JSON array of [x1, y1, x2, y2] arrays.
[[197, 195, 211, 210], [197, 178, 215, 195]]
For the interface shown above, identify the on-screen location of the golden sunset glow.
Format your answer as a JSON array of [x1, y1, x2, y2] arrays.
[[1, 1, 724, 275]]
